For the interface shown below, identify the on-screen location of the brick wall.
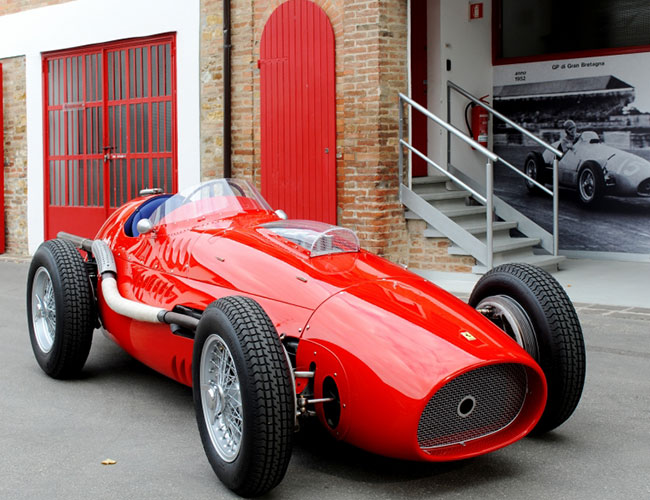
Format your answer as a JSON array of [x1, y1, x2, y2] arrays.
[[337, 0, 409, 261], [200, 0, 224, 179], [0, 0, 70, 15], [1, 57, 28, 255], [214, 0, 410, 261], [407, 220, 475, 273]]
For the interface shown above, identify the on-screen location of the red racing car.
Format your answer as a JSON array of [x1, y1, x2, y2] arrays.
[[26, 179, 585, 497]]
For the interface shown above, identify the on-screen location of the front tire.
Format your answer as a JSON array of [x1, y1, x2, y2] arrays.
[[469, 263, 586, 434], [524, 152, 547, 194], [577, 163, 605, 206], [26, 239, 95, 379], [193, 296, 293, 497]]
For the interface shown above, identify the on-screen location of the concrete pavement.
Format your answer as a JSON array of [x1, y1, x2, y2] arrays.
[[1, 259, 649, 499]]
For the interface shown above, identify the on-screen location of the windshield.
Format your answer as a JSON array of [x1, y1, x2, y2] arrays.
[[149, 178, 273, 227]]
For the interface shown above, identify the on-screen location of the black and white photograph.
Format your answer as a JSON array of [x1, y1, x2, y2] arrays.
[[493, 53, 650, 255]]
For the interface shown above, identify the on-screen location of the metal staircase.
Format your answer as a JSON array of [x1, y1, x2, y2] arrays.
[[398, 82, 566, 273]]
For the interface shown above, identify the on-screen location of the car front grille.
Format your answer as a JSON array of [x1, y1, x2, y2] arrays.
[[417, 363, 527, 449], [638, 178, 650, 196]]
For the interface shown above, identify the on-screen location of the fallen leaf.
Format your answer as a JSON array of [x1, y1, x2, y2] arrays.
[[101, 459, 117, 465]]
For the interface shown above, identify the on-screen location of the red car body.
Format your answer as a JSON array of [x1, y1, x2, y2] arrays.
[[93, 182, 547, 463]]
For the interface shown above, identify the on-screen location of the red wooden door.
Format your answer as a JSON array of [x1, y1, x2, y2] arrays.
[[43, 34, 177, 240], [0, 63, 4, 254], [260, 0, 336, 224]]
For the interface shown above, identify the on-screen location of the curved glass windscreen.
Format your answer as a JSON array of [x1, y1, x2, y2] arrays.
[[261, 220, 360, 257], [149, 178, 273, 227]]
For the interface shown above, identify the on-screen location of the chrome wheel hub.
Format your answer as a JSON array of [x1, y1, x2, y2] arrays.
[[200, 334, 243, 462], [31, 267, 56, 353], [477, 295, 540, 361], [579, 170, 595, 201], [525, 160, 537, 188]]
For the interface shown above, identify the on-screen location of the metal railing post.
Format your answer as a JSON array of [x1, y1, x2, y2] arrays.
[[553, 156, 559, 256], [486, 158, 494, 270], [398, 97, 404, 191], [447, 83, 451, 167]]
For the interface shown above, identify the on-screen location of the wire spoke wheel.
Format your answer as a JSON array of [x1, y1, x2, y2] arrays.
[[31, 267, 57, 353], [200, 334, 243, 462], [26, 239, 95, 379], [525, 159, 537, 190], [579, 168, 595, 201], [192, 296, 293, 497]]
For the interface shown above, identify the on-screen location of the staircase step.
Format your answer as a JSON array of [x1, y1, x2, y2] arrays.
[[420, 190, 471, 202], [424, 220, 517, 238], [438, 205, 487, 218], [448, 237, 541, 256], [413, 182, 465, 195], [412, 174, 450, 185], [472, 254, 566, 274]]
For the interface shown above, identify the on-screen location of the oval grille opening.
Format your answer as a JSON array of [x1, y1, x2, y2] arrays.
[[418, 363, 527, 449]]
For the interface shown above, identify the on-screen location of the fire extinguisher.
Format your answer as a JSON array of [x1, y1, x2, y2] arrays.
[[465, 95, 490, 148]]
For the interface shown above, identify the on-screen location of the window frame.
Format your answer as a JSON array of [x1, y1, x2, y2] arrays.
[[492, 1, 650, 65]]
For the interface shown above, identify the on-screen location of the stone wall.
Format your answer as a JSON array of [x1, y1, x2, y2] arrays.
[[0, 0, 69, 16], [1, 57, 28, 255]]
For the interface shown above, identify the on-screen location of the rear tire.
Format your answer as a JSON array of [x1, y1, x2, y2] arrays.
[[26, 239, 95, 379], [469, 263, 585, 434], [192, 296, 293, 497]]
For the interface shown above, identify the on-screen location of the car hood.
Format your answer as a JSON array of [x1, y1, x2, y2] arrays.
[[185, 225, 416, 310]]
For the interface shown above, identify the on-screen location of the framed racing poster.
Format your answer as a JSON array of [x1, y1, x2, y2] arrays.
[[493, 52, 650, 256]]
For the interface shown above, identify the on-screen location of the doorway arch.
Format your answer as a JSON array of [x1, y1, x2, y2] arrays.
[[259, 0, 336, 224]]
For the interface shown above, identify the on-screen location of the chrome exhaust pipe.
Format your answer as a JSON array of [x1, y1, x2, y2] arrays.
[[57, 233, 199, 331]]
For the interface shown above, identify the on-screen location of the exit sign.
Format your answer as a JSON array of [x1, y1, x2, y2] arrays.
[[469, 3, 483, 20]]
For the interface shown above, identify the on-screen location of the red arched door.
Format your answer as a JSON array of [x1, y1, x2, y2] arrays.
[[260, 0, 336, 224]]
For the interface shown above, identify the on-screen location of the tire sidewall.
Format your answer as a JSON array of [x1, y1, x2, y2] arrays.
[[470, 273, 556, 372], [525, 152, 548, 192], [577, 163, 604, 206], [192, 305, 256, 492], [469, 265, 585, 432], [27, 243, 68, 374]]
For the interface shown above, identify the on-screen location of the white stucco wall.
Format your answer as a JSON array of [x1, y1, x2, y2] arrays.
[[0, 0, 200, 254], [427, 0, 493, 184]]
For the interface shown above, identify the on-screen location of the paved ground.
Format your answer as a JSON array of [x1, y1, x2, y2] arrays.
[[1, 260, 649, 500]]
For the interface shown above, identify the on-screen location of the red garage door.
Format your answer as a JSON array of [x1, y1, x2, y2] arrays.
[[260, 0, 336, 224], [43, 34, 177, 240]]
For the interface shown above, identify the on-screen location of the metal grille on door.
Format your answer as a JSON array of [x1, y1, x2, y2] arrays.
[[43, 34, 177, 240]]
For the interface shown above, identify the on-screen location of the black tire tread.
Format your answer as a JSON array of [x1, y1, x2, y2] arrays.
[[199, 296, 293, 497], [524, 151, 548, 194], [578, 162, 605, 206], [470, 263, 586, 433], [27, 239, 95, 378]]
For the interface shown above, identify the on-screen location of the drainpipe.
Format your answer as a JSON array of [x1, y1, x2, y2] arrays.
[[223, 0, 232, 178]]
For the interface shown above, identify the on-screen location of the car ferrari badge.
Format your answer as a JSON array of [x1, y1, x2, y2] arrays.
[[460, 331, 477, 341]]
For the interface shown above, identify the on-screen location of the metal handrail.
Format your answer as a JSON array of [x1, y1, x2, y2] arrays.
[[401, 140, 487, 204], [446, 81, 561, 258], [399, 92, 496, 268], [448, 81, 563, 158]]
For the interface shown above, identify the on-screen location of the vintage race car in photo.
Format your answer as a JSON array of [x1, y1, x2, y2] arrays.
[[27, 179, 586, 497], [524, 130, 650, 206]]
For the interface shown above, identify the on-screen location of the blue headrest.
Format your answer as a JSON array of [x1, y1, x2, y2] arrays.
[[125, 195, 172, 237]]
